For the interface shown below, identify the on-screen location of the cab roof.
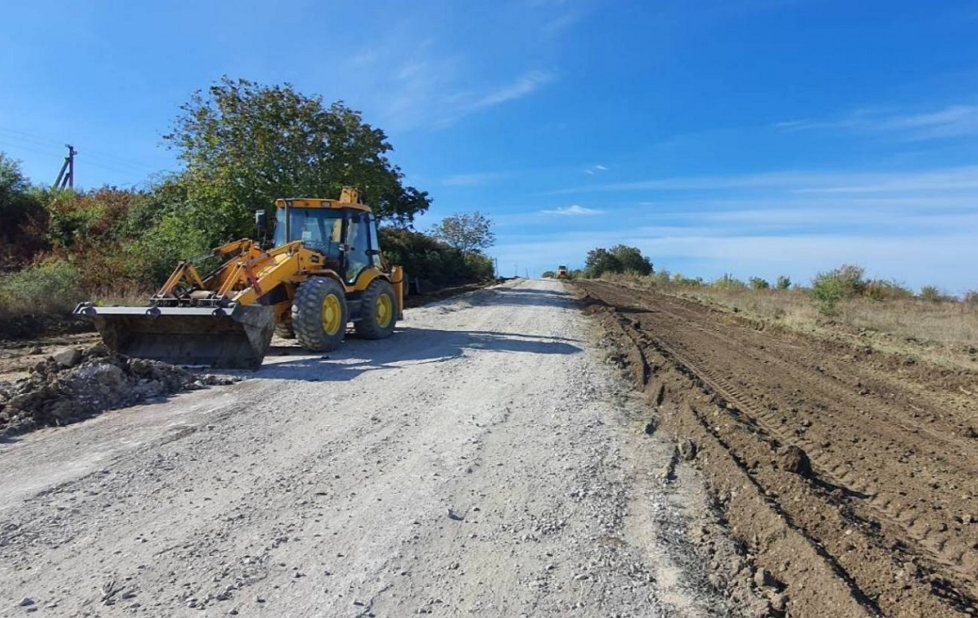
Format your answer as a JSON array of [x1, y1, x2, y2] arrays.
[[274, 187, 372, 213], [274, 198, 372, 213]]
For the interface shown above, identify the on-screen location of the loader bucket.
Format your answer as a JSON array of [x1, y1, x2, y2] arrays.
[[74, 303, 275, 369]]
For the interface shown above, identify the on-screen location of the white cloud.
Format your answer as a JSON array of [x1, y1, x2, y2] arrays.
[[342, 32, 557, 132], [547, 165, 978, 196], [775, 104, 978, 140], [442, 172, 507, 187], [469, 70, 555, 110], [541, 204, 603, 216], [541, 11, 581, 35], [881, 105, 978, 139], [583, 164, 609, 175]]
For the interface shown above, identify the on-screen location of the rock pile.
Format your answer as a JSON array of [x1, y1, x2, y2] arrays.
[[0, 345, 236, 437]]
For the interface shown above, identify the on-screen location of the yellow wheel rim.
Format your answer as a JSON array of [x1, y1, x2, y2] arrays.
[[376, 294, 392, 328], [321, 294, 342, 335]]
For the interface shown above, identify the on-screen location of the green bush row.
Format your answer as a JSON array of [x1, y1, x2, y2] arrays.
[[380, 227, 494, 287], [0, 259, 83, 319]]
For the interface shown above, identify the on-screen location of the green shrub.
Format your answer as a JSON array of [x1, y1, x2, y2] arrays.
[[651, 269, 671, 284], [919, 285, 951, 302], [129, 214, 215, 285], [541, 270, 555, 279], [864, 279, 913, 301], [672, 273, 704, 287], [712, 273, 747, 290], [1, 155, 48, 270], [380, 226, 493, 285], [964, 290, 978, 305], [462, 252, 495, 281], [775, 275, 791, 289], [811, 264, 866, 314], [749, 277, 770, 290], [0, 259, 82, 318]]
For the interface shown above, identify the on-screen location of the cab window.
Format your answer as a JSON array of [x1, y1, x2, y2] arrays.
[[368, 216, 383, 268], [344, 212, 370, 284]]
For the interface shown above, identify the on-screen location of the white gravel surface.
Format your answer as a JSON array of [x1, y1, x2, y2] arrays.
[[0, 279, 732, 617]]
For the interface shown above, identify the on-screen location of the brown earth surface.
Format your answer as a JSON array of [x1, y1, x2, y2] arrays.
[[0, 333, 100, 381], [576, 279, 978, 618]]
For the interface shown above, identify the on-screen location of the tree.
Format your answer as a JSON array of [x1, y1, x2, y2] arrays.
[[0, 153, 46, 268], [610, 245, 653, 276], [429, 212, 495, 254], [0, 153, 41, 244], [163, 77, 431, 244], [379, 226, 493, 285], [775, 275, 791, 290], [749, 277, 770, 290], [584, 245, 652, 278], [584, 248, 622, 278]]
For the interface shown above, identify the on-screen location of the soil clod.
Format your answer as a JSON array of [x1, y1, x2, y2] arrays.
[[781, 445, 812, 477]]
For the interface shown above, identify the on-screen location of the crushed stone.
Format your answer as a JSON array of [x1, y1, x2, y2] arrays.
[[0, 344, 238, 437]]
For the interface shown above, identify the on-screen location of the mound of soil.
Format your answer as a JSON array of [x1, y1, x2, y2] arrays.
[[0, 314, 94, 342], [0, 345, 236, 437]]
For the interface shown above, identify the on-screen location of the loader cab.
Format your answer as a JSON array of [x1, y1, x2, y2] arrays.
[[273, 197, 380, 283]]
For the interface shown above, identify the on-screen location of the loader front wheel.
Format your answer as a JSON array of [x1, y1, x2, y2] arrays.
[[274, 322, 295, 339], [355, 279, 397, 340], [292, 277, 348, 352]]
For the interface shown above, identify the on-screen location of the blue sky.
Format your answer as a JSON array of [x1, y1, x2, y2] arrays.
[[2, 1, 977, 291]]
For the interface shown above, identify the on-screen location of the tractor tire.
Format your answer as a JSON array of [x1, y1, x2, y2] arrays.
[[355, 279, 398, 340], [292, 277, 348, 352], [274, 322, 295, 339]]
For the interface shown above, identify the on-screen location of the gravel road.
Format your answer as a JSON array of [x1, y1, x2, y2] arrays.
[[0, 279, 734, 617]]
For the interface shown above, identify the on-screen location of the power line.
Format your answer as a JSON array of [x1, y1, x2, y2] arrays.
[[0, 126, 162, 178]]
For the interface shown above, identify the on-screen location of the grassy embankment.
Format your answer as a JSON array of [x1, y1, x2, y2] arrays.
[[598, 271, 978, 371]]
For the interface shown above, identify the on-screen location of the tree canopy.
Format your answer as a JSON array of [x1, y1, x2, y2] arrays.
[[585, 245, 653, 278], [429, 212, 495, 254], [164, 77, 431, 243], [609, 244, 653, 276], [0, 154, 41, 246]]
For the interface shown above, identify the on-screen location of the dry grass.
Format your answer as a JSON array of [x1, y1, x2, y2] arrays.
[[600, 273, 978, 371], [87, 282, 153, 308]]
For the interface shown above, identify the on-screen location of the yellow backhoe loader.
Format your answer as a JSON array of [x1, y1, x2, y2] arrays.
[[75, 188, 405, 369], [556, 265, 568, 280]]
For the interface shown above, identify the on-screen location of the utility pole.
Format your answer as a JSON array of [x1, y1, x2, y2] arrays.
[[53, 144, 76, 190]]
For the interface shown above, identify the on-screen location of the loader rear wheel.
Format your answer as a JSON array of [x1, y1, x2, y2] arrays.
[[355, 279, 397, 340], [292, 277, 348, 352]]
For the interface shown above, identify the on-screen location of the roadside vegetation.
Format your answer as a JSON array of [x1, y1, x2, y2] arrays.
[[0, 78, 495, 332], [575, 245, 976, 368], [586, 254, 978, 369]]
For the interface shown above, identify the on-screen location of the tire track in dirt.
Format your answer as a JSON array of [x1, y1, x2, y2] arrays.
[[579, 280, 978, 618], [642, 300, 978, 584]]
